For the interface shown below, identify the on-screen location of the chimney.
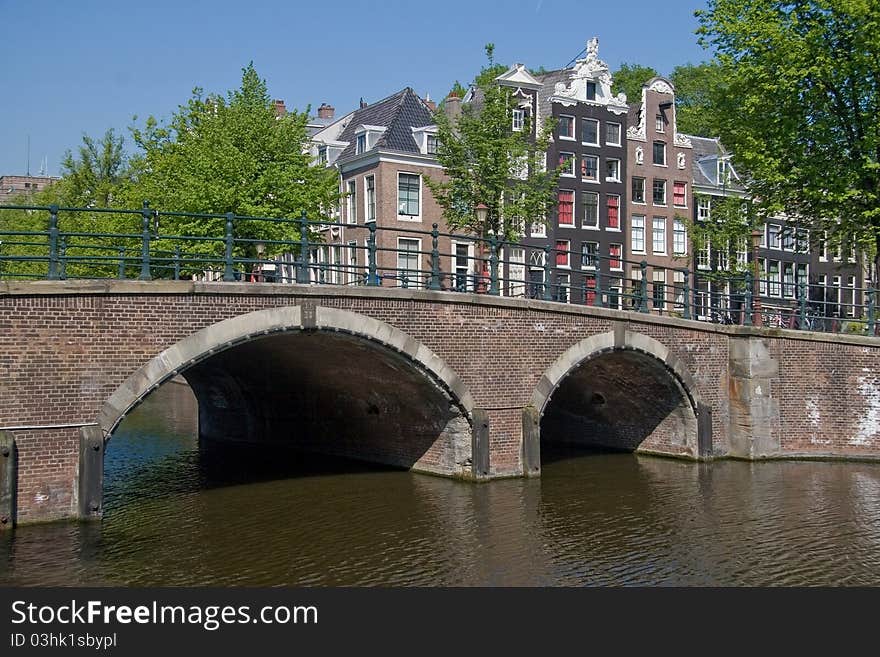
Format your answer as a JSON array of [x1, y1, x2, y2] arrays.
[[424, 92, 436, 112], [273, 99, 287, 117], [317, 103, 335, 119], [359, 97, 368, 109], [444, 91, 462, 122]]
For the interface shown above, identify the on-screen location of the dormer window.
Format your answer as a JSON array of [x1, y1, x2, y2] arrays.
[[586, 81, 596, 101], [427, 135, 439, 155], [656, 114, 665, 132], [318, 146, 328, 165], [356, 134, 367, 154], [717, 159, 728, 184]]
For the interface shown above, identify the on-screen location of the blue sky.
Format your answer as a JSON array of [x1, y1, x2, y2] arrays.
[[0, 0, 711, 177]]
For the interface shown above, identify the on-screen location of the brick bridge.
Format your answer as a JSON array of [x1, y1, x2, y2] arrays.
[[1, 280, 879, 526]]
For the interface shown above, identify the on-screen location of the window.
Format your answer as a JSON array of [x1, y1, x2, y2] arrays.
[[426, 135, 439, 155], [697, 196, 710, 221], [318, 146, 328, 165], [453, 242, 472, 291], [556, 273, 570, 303], [673, 218, 687, 255], [697, 242, 710, 270], [558, 115, 574, 140], [605, 122, 621, 146], [653, 141, 666, 166], [582, 192, 599, 228], [365, 175, 376, 223], [717, 159, 728, 184], [582, 118, 599, 145], [585, 274, 597, 305], [581, 155, 598, 181], [653, 269, 666, 310], [632, 177, 645, 204], [509, 247, 526, 297], [558, 190, 574, 226], [818, 231, 827, 261], [605, 158, 621, 182], [397, 173, 420, 217], [846, 275, 856, 317], [736, 236, 748, 266], [767, 224, 781, 250], [673, 181, 687, 207], [796, 228, 810, 254], [606, 194, 620, 229], [397, 238, 421, 287], [581, 242, 599, 269], [347, 180, 357, 224], [655, 114, 665, 132], [512, 108, 524, 132], [768, 260, 781, 297], [558, 152, 575, 176], [531, 222, 546, 238], [673, 270, 685, 311], [556, 240, 570, 268], [653, 216, 666, 254], [356, 133, 367, 154], [586, 81, 596, 100], [609, 243, 622, 270], [717, 244, 728, 271], [652, 179, 666, 205], [782, 228, 796, 252], [759, 259, 767, 295], [783, 263, 795, 298], [347, 240, 359, 284], [631, 215, 646, 253]]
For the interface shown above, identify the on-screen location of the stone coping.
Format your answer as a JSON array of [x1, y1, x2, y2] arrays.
[[2, 279, 878, 348]]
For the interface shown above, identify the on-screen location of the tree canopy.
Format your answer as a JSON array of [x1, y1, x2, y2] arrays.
[[611, 63, 659, 103], [426, 52, 559, 242], [696, 0, 880, 269], [669, 62, 724, 137]]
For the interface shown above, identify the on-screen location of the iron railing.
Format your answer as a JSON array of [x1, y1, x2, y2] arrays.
[[0, 203, 876, 337]]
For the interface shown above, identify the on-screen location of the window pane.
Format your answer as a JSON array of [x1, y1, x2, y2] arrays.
[[653, 141, 666, 165], [632, 177, 645, 203], [583, 192, 598, 227], [582, 119, 598, 144], [607, 195, 619, 229], [558, 190, 574, 225], [398, 173, 420, 215]]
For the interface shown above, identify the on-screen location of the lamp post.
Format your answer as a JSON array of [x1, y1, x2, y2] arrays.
[[475, 203, 489, 293], [751, 228, 763, 327], [254, 240, 266, 283]]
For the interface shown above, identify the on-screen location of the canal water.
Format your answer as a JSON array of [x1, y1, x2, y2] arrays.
[[2, 383, 880, 586]]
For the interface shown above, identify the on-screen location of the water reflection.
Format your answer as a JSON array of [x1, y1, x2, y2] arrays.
[[2, 383, 880, 586]]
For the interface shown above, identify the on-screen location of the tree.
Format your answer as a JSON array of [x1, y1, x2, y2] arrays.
[[425, 53, 558, 243], [669, 62, 724, 137], [127, 63, 340, 258], [696, 0, 880, 273], [611, 63, 659, 103], [57, 129, 129, 208]]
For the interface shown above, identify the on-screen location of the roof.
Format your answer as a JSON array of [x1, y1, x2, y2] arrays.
[[336, 88, 435, 161], [687, 135, 745, 192], [533, 68, 569, 124]]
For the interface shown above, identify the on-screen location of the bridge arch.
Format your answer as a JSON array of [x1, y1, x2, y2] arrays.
[[93, 306, 476, 495], [529, 330, 704, 464]]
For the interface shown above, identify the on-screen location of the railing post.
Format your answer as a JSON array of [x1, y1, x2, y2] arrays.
[[223, 212, 235, 282], [639, 260, 649, 313], [798, 280, 808, 330], [174, 246, 181, 281], [367, 222, 379, 286], [47, 205, 59, 280], [429, 223, 441, 291], [117, 248, 126, 279], [867, 287, 876, 336], [489, 235, 500, 296], [139, 201, 152, 281], [681, 268, 691, 320], [59, 237, 67, 280], [543, 245, 552, 301], [296, 211, 310, 284], [743, 270, 754, 327]]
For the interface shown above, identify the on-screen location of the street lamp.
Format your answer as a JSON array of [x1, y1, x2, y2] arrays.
[[475, 203, 489, 293]]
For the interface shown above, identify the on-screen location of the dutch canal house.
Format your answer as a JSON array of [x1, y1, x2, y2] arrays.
[[689, 135, 866, 327], [523, 38, 631, 305], [625, 76, 693, 315], [307, 87, 454, 288]]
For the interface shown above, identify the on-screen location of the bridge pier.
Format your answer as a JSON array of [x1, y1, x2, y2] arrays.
[[521, 406, 541, 477], [728, 336, 781, 458], [77, 426, 104, 520], [0, 431, 17, 530]]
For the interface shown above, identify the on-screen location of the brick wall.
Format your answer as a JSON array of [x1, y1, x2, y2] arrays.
[[1, 282, 878, 523]]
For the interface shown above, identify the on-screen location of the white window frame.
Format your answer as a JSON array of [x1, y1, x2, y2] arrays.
[[673, 181, 687, 208], [631, 215, 646, 254], [530, 222, 546, 238], [397, 237, 422, 288], [346, 180, 357, 224], [581, 118, 600, 146], [605, 158, 621, 183], [582, 191, 599, 229], [397, 172, 422, 221], [452, 241, 474, 292], [512, 108, 524, 132], [655, 114, 665, 133], [557, 189, 575, 227], [558, 114, 575, 141], [653, 141, 667, 167], [606, 194, 621, 231], [673, 218, 687, 255], [558, 152, 576, 177], [581, 241, 599, 269], [632, 177, 646, 204], [364, 175, 376, 223], [652, 216, 667, 255], [653, 269, 666, 310], [605, 121, 621, 146], [768, 223, 781, 250], [697, 196, 710, 221], [555, 240, 571, 269], [581, 154, 599, 183], [609, 243, 623, 271], [652, 179, 667, 206]]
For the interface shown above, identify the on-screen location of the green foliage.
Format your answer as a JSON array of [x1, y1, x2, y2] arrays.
[[669, 62, 724, 137], [696, 0, 880, 270], [686, 193, 760, 281], [127, 62, 340, 258], [611, 63, 659, 102], [426, 56, 559, 242], [57, 129, 130, 208]]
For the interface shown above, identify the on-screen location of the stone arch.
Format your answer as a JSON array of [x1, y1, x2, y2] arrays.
[[527, 329, 706, 465], [99, 305, 475, 438]]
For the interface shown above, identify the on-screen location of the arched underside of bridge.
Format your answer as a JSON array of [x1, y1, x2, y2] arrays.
[[84, 306, 476, 517], [532, 331, 701, 463]]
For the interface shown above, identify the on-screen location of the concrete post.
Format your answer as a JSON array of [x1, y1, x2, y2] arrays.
[[0, 431, 17, 530], [727, 336, 780, 458]]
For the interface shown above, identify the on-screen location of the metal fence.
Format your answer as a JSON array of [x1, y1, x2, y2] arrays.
[[0, 203, 875, 337]]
